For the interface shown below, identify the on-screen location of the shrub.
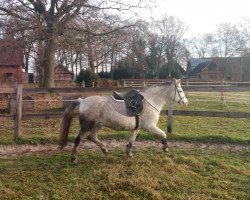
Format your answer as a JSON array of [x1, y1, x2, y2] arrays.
[[113, 67, 132, 80], [76, 69, 99, 87], [98, 71, 111, 79]]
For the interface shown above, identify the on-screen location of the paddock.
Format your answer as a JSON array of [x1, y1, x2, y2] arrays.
[[0, 82, 249, 199], [0, 81, 250, 141]]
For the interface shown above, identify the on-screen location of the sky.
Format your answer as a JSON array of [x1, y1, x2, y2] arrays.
[[138, 0, 250, 37]]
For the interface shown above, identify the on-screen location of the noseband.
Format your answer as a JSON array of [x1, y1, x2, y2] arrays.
[[173, 83, 186, 103]]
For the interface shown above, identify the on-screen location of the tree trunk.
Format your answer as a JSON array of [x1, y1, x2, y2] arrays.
[[86, 35, 95, 71], [37, 40, 44, 87], [43, 34, 57, 88], [79, 53, 83, 71], [110, 51, 114, 80], [88, 46, 95, 71], [24, 50, 30, 73]]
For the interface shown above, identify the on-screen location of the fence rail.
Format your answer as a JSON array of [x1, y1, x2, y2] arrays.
[[122, 79, 250, 88], [0, 82, 250, 141], [2, 110, 250, 121]]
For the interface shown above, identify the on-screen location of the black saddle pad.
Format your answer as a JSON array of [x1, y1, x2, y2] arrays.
[[123, 90, 144, 116]]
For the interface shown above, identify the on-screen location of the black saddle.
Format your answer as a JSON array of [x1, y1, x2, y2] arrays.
[[112, 89, 144, 117]]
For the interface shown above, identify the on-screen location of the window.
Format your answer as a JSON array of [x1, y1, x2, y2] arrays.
[[6, 73, 13, 81]]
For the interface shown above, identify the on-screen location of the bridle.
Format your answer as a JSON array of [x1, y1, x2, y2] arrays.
[[173, 83, 186, 104]]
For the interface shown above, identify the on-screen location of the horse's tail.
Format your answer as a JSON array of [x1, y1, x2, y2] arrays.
[[59, 99, 80, 149]]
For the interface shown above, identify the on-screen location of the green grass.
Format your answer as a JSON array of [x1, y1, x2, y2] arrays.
[[0, 149, 249, 200], [0, 114, 249, 145], [0, 91, 249, 145], [0, 91, 249, 200], [176, 91, 250, 112], [0, 113, 250, 145]]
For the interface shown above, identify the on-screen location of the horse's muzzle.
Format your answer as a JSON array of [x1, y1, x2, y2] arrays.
[[179, 100, 188, 106]]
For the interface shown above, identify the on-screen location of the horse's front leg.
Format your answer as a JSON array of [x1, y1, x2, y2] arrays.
[[126, 129, 139, 157], [145, 125, 168, 152], [71, 130, 89, 164]]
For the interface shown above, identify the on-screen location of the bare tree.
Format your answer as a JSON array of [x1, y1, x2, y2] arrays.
[[146, 32, 165, 77], [241, 17, 250, 49], [0, 0, 152, 87], [215, 22, 246, 57], [154, 15, 188, 76], [191, 33, 215, 58]]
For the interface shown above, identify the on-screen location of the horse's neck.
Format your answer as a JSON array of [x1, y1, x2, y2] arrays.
[[142, 84, 172, 111]]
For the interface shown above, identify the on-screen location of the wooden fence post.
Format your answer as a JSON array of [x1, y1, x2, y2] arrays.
[[14, 84, 22, 141], [167, 100, 173, 133], [220, 80, 225, 103]]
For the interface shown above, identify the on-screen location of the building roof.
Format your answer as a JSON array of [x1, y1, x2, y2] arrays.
[[55, 64, 74, 75], [189, 61, 217, 76], [188, 58, 212, 70], [0, 39, 24, 67]]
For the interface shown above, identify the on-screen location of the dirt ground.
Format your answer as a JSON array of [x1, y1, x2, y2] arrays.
[[0, 140, 249, 158]]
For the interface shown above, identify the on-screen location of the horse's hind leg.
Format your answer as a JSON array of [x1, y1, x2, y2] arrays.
[[126, 129, 139, 157], [71, 130, 89, 164], [88, 126, 108, 154], [71, 115, 96, 164]]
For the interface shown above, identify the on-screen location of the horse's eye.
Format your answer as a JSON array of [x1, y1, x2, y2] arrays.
[[178, 91, 182, 93]]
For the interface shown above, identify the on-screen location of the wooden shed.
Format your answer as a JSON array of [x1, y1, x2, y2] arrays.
[[54, 64, 74, 87], [0, 39, 24, 87]]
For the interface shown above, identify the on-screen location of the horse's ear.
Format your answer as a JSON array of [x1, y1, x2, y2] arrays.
[[173, 78, 181, 84], [175, 79, 181, 84]]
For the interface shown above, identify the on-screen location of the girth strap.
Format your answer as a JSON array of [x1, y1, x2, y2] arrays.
[[134, 115, 139, 130]]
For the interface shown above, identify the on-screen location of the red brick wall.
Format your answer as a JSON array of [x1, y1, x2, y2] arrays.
[[0, 65, 24, 85], [54, 65, 74, 81], [54, 73, 73, 81]]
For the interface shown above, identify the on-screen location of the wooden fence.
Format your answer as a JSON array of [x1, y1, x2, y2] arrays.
[[121, 79, 250, 88], [0, 82, 250, 141]]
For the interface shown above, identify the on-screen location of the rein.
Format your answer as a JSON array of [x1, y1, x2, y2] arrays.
[[145, 98, 160, 113]]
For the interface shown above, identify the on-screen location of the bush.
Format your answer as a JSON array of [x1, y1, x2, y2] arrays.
[[98, 71, 111, 79], [113, 67, 132, 80], [76, 69, 99, 87], [159, 64, 180, 79]]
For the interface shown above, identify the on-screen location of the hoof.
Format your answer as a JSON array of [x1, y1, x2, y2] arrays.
[[71, 157, 78, 165], [102, 148, 108, 154], [161, 139, 168, 152], [126, 142, 133, 157], [126, 151, 133, 157], [163, 147, 169, 152]]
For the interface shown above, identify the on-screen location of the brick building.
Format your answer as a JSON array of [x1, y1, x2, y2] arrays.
[[0, 39, 24, 86], [188, 61, 222, 81], [54, 64, 74, 87], [187, 57, 250, 81]]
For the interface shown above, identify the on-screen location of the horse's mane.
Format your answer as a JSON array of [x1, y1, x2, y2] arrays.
[[142, 81, 173, 91]]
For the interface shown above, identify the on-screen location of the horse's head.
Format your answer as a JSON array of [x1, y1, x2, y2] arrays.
[[172, 79, 188, 106]]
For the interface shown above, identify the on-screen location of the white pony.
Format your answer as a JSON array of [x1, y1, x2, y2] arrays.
[[59, 79, 188, 164]]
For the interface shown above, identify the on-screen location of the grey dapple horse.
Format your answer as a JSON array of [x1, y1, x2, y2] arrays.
[[59, 79, 188, 164]]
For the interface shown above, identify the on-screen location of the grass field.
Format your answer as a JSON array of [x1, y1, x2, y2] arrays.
[[0, 91, 250, 145], [0, 148, 249, 200], [0, 114, 249, 145], [0, 90, 249, 199]]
